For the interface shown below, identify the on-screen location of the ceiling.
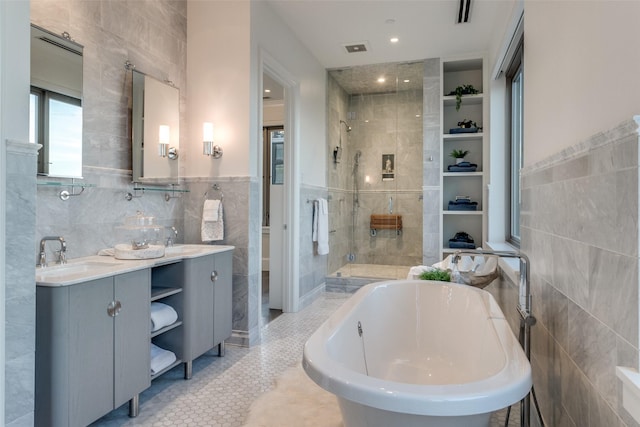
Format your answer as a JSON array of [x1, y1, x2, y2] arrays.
[[264, 0, 515, 69], [262, 0, 514, 99]]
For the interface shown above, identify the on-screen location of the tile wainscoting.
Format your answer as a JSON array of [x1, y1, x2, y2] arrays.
[[518, 117, 640, 427]]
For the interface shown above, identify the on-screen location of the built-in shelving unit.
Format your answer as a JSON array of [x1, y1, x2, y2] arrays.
[[440, 57, 488, 256], [149, 261, 184, 381]]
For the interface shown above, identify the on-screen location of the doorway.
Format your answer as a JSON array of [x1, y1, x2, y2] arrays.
[[261, 72, 285, 324]]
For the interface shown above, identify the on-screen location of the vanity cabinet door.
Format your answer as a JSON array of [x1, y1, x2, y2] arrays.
[[212, 250, 233, 347], [183, 250, 233, 363], [183, 254, 215, 361], [68, 277, 115, 427], [114, 269, 151, 408], [36, 269, 151, 427]]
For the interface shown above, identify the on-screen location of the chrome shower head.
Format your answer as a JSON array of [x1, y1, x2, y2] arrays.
[[340, 120, 352, 132]]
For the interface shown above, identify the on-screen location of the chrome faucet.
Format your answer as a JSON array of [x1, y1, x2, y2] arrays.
[[38, 236, 67, 267], [165, 226, 178, 247], [452, 248, 535, 427]]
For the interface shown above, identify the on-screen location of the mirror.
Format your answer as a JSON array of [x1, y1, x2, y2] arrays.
[[131, 70, 180, 183], [30, 24, 83, 178]]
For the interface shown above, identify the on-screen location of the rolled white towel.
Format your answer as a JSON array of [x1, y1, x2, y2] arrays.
[[150, 343, 176, 375], [150, 302, 178, 332]]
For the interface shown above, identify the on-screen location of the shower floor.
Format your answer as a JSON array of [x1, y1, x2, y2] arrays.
[[326, 263, 411, 293]]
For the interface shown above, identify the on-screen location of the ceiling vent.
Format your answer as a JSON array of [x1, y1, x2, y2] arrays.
[[343, 42, 369, 54], [457, 0, 472, 23]]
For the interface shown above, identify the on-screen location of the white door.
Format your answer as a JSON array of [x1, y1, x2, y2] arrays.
[[268, 129, 285, 310]]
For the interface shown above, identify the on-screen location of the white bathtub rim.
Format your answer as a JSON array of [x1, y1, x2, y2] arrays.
[[302, 279, 532, 417]]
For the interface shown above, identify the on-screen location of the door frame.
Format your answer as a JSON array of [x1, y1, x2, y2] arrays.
[[259, 49, 300, 313]]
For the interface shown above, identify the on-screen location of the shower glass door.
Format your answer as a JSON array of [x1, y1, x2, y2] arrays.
[[327, 62, 424, 283]]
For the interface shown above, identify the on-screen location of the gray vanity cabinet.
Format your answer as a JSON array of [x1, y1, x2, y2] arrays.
[[35, 269, 151, 427], [182, 250, 233, 374]]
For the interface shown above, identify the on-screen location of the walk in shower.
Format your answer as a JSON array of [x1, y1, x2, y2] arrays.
[[326, 62, 424, 288]]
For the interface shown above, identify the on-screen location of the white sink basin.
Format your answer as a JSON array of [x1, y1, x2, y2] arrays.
[[36, 261, 123, 280]]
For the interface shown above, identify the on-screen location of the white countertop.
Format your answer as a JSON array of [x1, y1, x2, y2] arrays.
[[36, 244, 235, 287]]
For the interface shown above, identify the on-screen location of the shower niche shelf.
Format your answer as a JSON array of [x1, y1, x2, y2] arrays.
[[440, 57, 488, 256]]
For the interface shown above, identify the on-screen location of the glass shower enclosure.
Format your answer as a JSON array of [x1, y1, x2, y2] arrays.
[[326, 61, 424, 285]]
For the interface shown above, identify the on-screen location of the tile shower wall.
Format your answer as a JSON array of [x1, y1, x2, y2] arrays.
[[346, 89, 423, 267], [326, 73, 424, 272], [517, 118, 640, 427], [327, 74, 352, 274]]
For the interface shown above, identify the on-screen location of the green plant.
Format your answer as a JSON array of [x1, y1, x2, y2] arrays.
[[449, 149, 469, 159], [419, 268, 451, 282], [449, 84, 479, 111]]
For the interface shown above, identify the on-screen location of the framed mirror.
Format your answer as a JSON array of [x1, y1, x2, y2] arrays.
[[30, 24, 83, 178], [131, 70, 180, 183]]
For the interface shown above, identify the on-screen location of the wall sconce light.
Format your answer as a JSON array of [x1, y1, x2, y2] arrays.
[[158, 125, 178, 160], [203, 122, 223, 158]]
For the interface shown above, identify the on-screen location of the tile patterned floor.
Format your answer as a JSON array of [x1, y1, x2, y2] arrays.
[[92, 290, 521, 427]]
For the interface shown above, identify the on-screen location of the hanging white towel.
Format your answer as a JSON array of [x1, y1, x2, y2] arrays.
[[150, 343, 176, 375], [312, 198, 329, 255], [203, 199, 221, 222], [150, 302, 178, 332], [201, 199, 224, 242]]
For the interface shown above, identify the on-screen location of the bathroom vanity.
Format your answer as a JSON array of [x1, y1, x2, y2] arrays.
[[34, 245, 234, 427]]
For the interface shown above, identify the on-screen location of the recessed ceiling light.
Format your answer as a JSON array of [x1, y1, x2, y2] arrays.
[[415, 114, 421, 118], [403, 79, 410, 83], [264, 89, 271, 93], [390, 37, 399, 43], [377, 77, 386, 83]]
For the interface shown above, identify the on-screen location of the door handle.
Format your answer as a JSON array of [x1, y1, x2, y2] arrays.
[[211, 271, 218, 282]]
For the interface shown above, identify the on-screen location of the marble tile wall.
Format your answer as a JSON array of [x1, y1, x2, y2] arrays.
[[181, 177, 260, 345], [513, 117, 640, 427], [422, 58, 442, 266], [31, 0, 188, 258], [5, 142, 39, 427], [299, 185, 329, 302]]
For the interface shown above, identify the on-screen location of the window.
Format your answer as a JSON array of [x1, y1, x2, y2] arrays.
[[30, 87, 82, 177], [262, 126, 284, 226], [506, 41, 524, 246]]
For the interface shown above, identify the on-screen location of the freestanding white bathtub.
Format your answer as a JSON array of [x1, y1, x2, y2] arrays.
[[303, 280, 532, 427]]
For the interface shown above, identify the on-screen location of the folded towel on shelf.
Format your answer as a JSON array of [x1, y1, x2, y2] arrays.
[[312, 198, 329, 255], [150, 302, 178, 332], [448, 199, 478, 211], [150, 343, 176, 375], [201, 200, 224, 242], [203, 199, 221, 222], [447, 162, 478, 172]]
